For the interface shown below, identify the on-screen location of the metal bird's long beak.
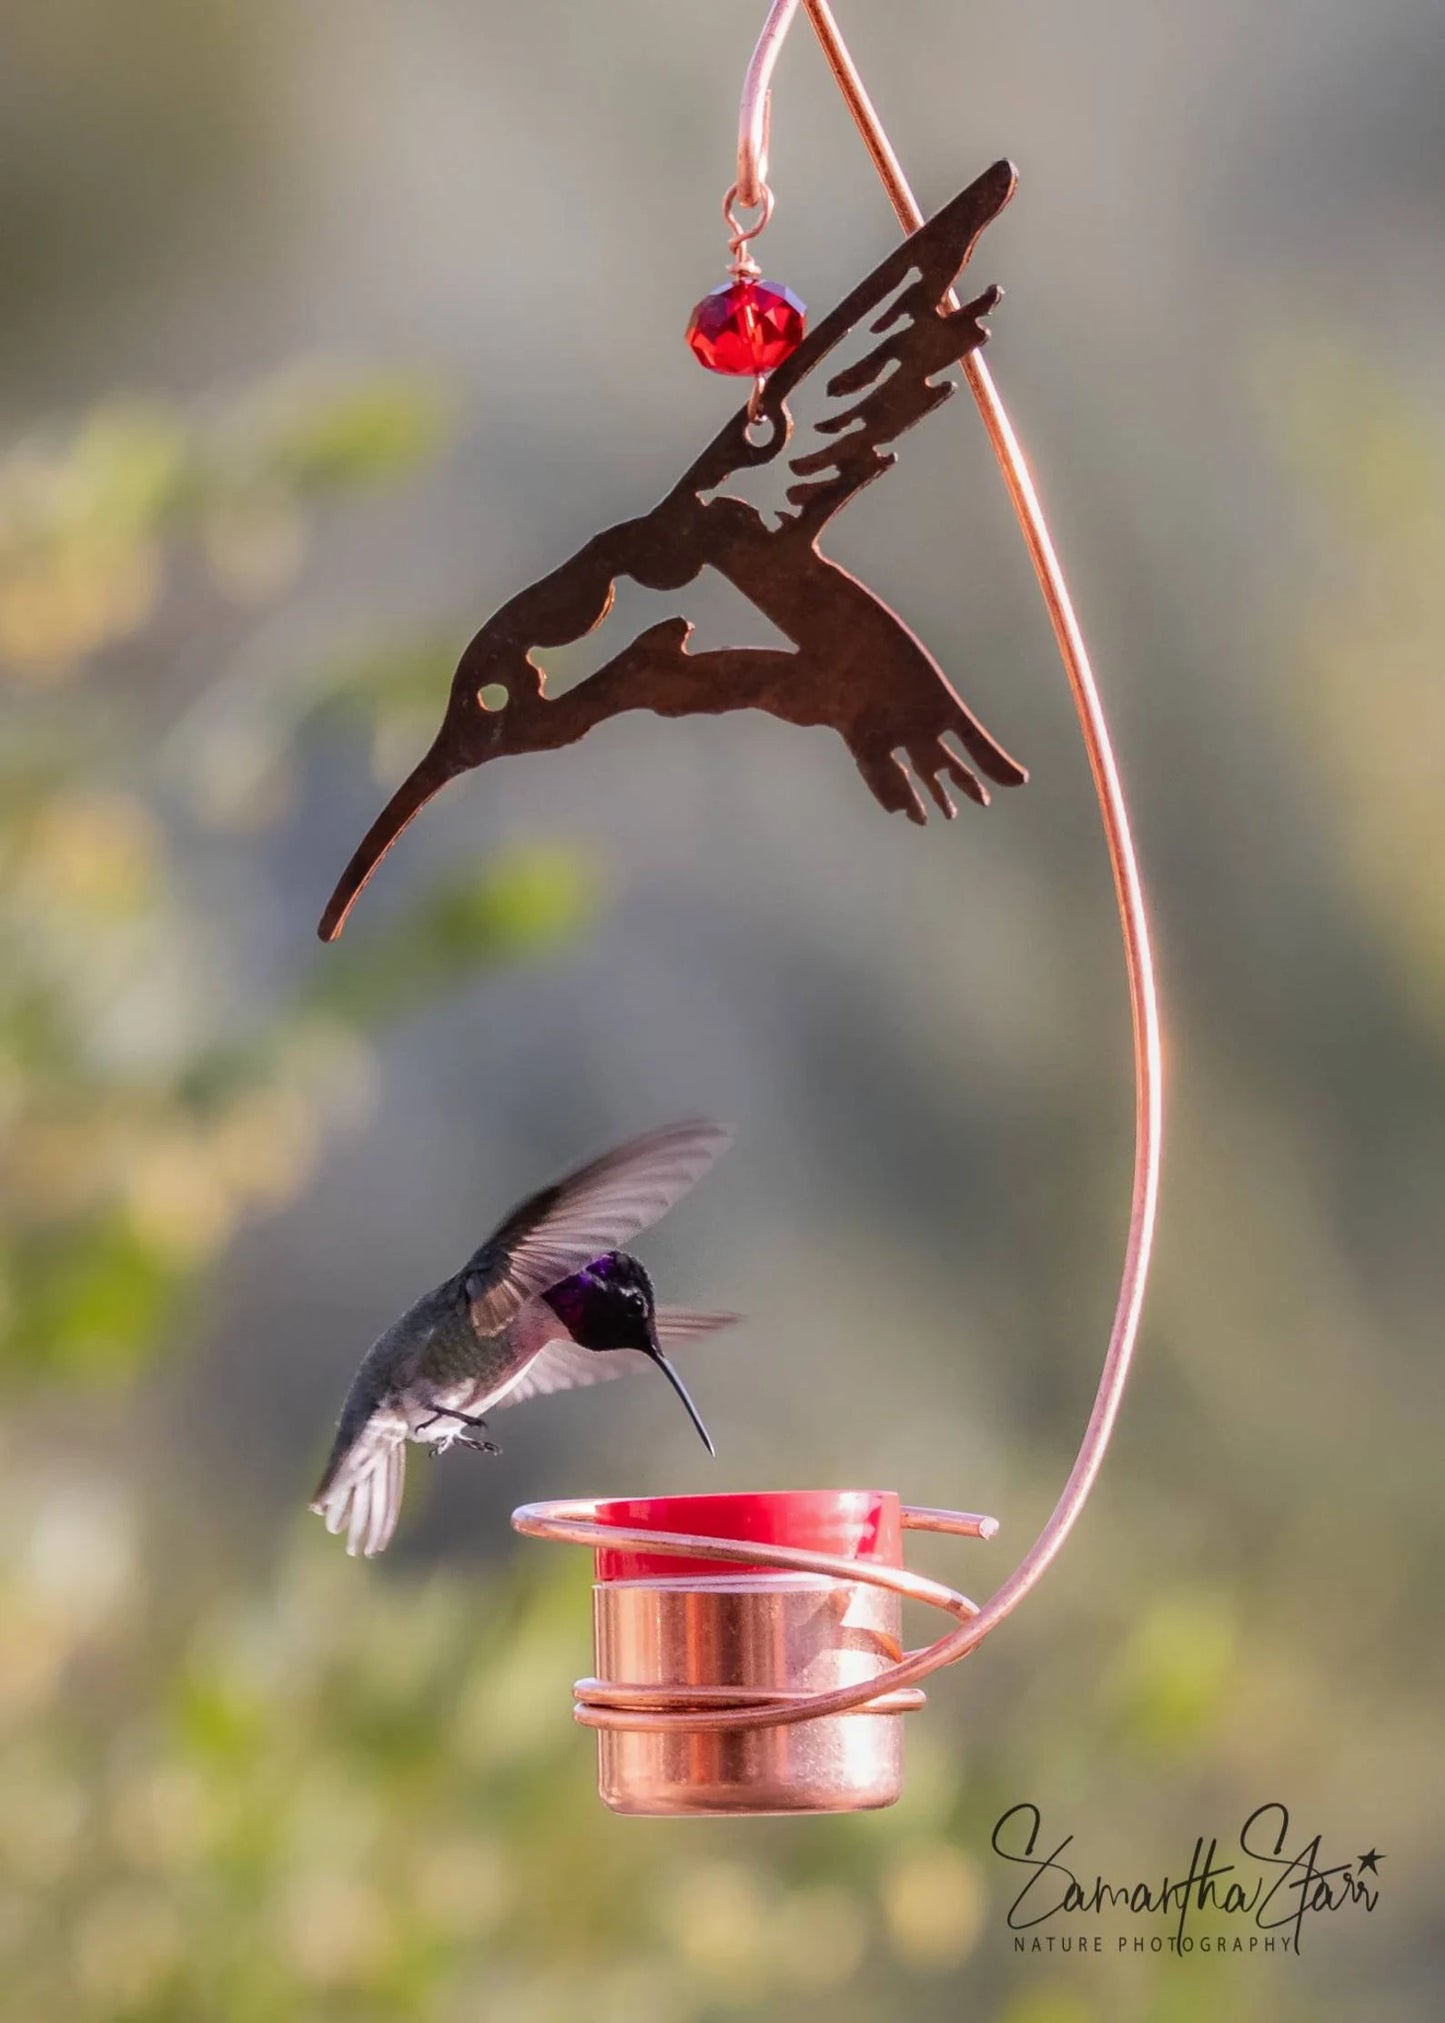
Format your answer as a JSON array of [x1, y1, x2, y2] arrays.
[[646, 1342, 715, 1456]]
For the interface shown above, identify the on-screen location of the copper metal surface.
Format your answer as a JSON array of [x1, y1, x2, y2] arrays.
[[734, 0, 800, 208], [318, 158, 1026, 940], [592, 1575, 908, 1814], [513, 1499, 993, 1810]]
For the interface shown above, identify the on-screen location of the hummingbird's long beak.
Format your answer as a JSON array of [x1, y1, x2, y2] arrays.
[[645, 1341, 715, 1456]]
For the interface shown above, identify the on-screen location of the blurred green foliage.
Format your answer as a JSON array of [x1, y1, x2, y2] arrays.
[[0, 375, 592, 1387], [0, 377, 441, 677], [0, 1492, 1012, 2022]]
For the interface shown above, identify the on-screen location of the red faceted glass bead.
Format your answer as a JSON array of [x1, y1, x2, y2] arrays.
[[685, 278, 806, 376]]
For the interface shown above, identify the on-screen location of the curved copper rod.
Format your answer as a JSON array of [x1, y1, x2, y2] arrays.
[[734, 0, 802, 208], [508, 5, 1165, 1738], [799, 0, 1164, 1669], [575, 1686, 929, 1723]]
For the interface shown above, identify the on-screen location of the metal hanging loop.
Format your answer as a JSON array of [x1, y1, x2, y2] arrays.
[[721, 181, 773, 276]]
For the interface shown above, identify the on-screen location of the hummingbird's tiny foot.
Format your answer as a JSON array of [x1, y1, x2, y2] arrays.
[[429, 1407, 494, 1434], [414, 1406, 498, 1455]]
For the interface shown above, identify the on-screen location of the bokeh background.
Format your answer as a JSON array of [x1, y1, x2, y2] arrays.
[[3, 2, 1442, 2018]]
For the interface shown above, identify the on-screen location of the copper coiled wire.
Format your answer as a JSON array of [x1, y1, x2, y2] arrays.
[[511, 1500, 997, 1732]]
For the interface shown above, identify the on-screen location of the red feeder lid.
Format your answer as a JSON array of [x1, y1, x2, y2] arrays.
[[591, 1488, 901, 1583]]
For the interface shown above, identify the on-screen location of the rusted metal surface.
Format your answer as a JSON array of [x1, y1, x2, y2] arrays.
[[318, 160, 1026, 940]]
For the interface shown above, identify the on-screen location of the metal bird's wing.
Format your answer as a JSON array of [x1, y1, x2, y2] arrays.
[[463, 1121, 732, 1337], [490, 1308, 739, 1410], [678, 157, 1016, 536]]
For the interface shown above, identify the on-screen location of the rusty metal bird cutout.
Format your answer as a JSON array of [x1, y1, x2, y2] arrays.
[[319, 159, 1027, 940]]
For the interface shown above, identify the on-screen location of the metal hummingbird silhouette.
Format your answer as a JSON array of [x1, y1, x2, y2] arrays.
[[320, 159, 1027, 941]]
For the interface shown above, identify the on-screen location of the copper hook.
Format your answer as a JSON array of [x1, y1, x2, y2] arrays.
[[735, 0, 803, 209]]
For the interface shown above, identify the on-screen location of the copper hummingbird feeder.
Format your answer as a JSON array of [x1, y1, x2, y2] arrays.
[[512, 1490, 1000, 1816], [320, 0, 1164, 1818]]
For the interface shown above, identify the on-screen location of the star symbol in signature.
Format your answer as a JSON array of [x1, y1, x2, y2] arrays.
[[1355, 1849, 1384, 1876]]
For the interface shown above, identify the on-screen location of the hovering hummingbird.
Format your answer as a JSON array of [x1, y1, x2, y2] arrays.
[[310, 1119, 734, 1556]]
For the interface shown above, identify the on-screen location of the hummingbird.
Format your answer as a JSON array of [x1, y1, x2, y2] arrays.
[[310, 1119, 734, 1556]]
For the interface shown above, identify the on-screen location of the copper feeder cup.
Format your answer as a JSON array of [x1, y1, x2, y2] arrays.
[[511, 1489, 1000, 1817]]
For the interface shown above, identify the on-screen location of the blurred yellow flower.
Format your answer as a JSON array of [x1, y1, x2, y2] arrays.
[[772, 1882, 868, 1992], [666, 1859, 772, 1992], [0, 1759, 86, 1884], [209, 1085, 320, 1210], [281, 1768, 385, 1880], [202, 487, 308, 601], [21, 1481, 137, 1629], [881, 1840, 984, 1969], [73, 1888, 182, 2009], [279, 1872, 391, 1989], [3, 1116, 110, 1220], [12, 790, 162, 917], [0, 1602, 71, 1725], [279, 1017, 380, 1135], [409, 1833, 511, 1936], [108, 1763, 209, 1871], [124, 1128, 237, 1263], [0, 533, 162, 680]]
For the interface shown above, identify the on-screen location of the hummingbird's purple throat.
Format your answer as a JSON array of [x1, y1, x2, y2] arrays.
[[542, 1251, 654, 1350], [541, 1251, 714, 1454]]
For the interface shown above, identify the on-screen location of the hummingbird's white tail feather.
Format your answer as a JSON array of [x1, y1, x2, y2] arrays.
[[310, 1409, 408, 1556], [374, 1442, 406, 1554], [346, 1464, 373, 1556]]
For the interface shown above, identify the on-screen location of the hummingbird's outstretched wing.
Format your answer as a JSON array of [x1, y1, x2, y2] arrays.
[[490, 1307, 739, 1410], [463, 1120, 732, 1337]]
